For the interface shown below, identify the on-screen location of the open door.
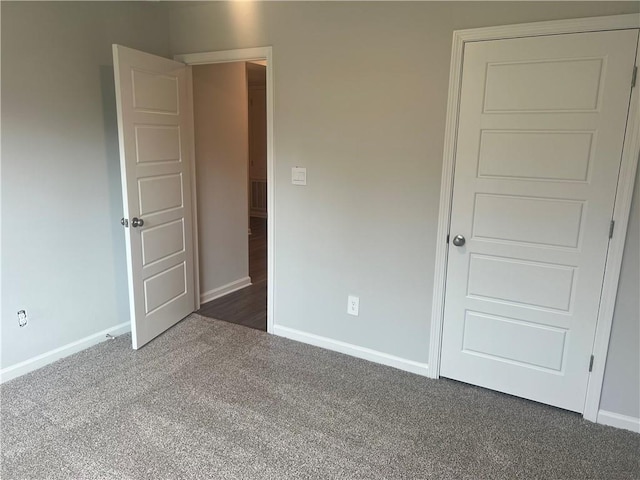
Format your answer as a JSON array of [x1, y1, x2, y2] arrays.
[[113, 45, 195, 349]]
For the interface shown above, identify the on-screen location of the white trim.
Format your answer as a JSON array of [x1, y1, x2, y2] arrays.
[[0, 322, 131, 384], [451, 14, 639, 44], [274, 325, 430, 377], [185, 65, 200, 312], [175, 47, 270, 66], [112, 45, 138, 349], [428, 24, 466, 380], [265, 49, 275, 336], [584, 35, 640, 422], [175, 47, 276, 335], [200, 276, 252, 304], [597, 410, 640, 433], [430, 13, 640, 422]]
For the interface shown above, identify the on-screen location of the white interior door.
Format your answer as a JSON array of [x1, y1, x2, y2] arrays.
[[441, 29, 638, 412], [113, 45, 195, 349]]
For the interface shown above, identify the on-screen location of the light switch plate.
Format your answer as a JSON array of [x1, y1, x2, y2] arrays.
[[292, 167, 307, 186]]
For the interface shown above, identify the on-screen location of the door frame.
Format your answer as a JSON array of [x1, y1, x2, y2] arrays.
[[428, 14, 640, 422], [174, 47, 275, 334]]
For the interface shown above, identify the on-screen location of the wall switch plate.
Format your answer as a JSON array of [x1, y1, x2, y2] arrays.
[[347, 295, 359, 316], [292, 167, 307, 185]]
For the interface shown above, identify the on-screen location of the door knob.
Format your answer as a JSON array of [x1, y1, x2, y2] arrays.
[[452, 234, 466, 247], [131, 217, 144, 228]]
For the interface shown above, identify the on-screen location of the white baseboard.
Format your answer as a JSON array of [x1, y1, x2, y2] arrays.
[[200, 276, 252, 304], [597, 409, 640, 433], [273, 325, 429, 377], [0, 321, 131, 384]]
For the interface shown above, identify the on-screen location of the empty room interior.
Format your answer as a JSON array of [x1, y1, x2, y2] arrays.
[[1, 1, 639, 478]]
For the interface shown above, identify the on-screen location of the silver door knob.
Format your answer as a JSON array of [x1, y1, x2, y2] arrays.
[[452, 235, 465, 247], [131, 217, 144, 228]]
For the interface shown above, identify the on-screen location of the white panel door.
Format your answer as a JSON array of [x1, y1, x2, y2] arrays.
[[113, 45, 195, 349], [441, 30, 638, 412]]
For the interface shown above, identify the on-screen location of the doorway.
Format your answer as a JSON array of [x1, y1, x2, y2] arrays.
[[189, 60, 268, 331], [112, 45, 275, 350], [172, 47, 275, 335]]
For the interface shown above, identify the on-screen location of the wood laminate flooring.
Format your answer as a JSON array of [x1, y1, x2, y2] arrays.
[[197, 217, 267, 331]]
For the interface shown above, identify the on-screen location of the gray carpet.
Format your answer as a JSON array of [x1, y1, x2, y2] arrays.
[[1, 314, 638, 479]]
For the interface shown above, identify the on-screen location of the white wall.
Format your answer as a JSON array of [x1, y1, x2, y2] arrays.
[[192, 63, 250, 298], [168, 1, 640, 417], [1, 2, 170, 369]]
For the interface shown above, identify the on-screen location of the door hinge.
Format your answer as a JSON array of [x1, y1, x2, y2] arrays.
[[609, 220, 615, 239], [632, 65, 638, 89], [589, 355, 594, 372]]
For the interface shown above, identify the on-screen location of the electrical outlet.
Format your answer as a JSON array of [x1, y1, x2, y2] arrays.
[[347, 295, 359, 316], [17, 310, 27, 327]]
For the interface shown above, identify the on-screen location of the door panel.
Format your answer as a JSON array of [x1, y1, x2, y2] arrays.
[[440, 29, 638, 412], [131, 70, 179, 113], [138, 174, 184, 215], [135, 126, 182, 163], [477, 130, 593, 181], [472, 194, 584, 247], [113, 45, 195, 349], [461, 311, 567, 371], [483, 57, 604, 112], [144, 263, 187, 314], [467, 254, 576, 311], [141, 220, 186, 267]]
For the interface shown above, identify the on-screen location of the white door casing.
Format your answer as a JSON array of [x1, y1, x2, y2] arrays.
[[439, 29, 638, 412], [113, 45, 195, 349]]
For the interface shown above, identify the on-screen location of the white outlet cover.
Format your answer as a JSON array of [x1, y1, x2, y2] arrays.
[[292, 167, 307, 185], [347, 295, 359, 316]]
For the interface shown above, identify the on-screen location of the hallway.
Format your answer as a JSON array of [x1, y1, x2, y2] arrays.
[[196, 217, 267, 331]]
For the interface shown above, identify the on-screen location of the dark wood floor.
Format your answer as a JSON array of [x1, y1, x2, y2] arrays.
[[196, 217, 267, 331]]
